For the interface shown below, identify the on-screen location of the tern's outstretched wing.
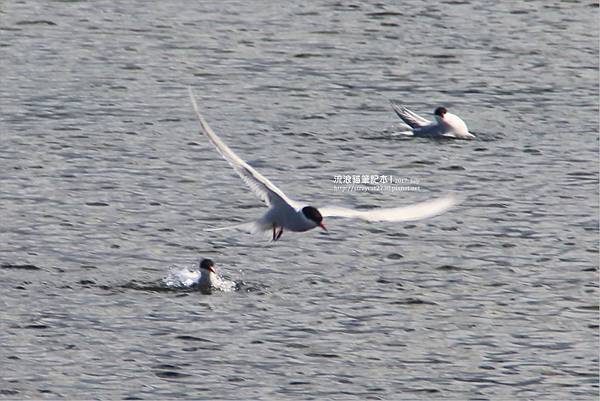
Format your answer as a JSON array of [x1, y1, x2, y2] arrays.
[[320, 195, 458, 222], [390, 102, 432, 129], [188, 88, 299, 209]]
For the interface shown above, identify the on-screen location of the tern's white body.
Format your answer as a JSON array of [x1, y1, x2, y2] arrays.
[[392, 103, 475, 140], [195, 269, 218, 290], [188, 88, 460, 241], [259, 202, 317, 232]]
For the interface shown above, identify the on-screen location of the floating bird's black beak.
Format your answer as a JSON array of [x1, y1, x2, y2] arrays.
[[319, 222, 327, 231]]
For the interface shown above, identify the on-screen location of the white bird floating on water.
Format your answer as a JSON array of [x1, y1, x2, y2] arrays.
[[391, 102, 475, 140], [189, 88, 460, 241], [163, 259, 235, 292]]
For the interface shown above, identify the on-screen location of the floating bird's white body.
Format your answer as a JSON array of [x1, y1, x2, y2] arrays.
[[195, 268, 217, 291], [189, 88, 459, 241], [392, 103, 475, 140]]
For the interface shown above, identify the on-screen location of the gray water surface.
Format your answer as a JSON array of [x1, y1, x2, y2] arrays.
[[1, 1, 598, 400]]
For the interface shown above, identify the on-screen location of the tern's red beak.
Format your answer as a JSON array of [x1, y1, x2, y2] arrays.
[[208, 266, 216, 274], [319, 222, 327, 231]]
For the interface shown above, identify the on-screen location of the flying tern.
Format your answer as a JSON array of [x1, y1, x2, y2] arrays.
[[392, 103, 475, 140], [189, 88, 459, 241]]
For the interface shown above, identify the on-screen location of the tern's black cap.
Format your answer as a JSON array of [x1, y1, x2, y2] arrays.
[[200, 259, 214, 270], [302, 206, 323, 224], [434, 107, 447, 117]]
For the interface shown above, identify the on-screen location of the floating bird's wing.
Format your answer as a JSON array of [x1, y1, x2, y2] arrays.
[[320, 195, 459, 222], [412, 123, 449, 137], [188, 88, 299, 209], [390, 102, 432, 128]]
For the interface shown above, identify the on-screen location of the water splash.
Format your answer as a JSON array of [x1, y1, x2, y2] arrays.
[[163, 265, 201, 288]]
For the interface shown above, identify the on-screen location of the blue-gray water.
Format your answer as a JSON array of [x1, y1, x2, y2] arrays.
[[1, 1, 598, 400]]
